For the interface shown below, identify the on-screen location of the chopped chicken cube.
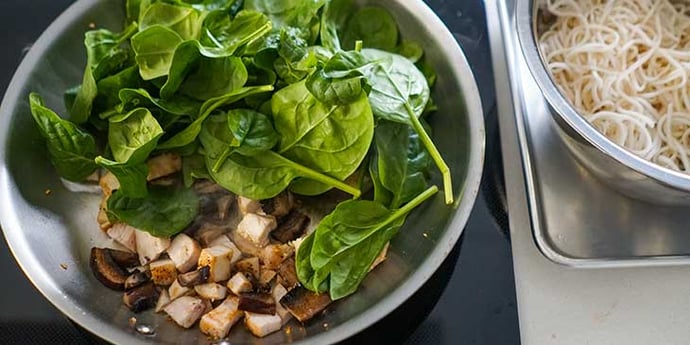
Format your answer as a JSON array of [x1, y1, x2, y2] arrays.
[[168, 279, 192, 301], [244, 312, 282, 337], [272, 284, 292, 325], [149, 259, 177, 286], [259, 244, 293, 270], [164, 296, 206, 329], [106, 223, 136, 252], [135, 230, 171, 265], [237, 213, 277, 248], [199, 296, 243, 339], [97, 196, 111, 231], [208, 235, 242, 264], [99, 171, 120, 197], [166, 234, 201, 273], [194, 283, 227, 301], [234, 257, 260, 280], [226, 272, 253, 295], [259, 269, 276, 286], [155, 289, 171, 313], [146, 153, 181, 181], [237, 196, 262, 215], [198, 246, 233, 282]]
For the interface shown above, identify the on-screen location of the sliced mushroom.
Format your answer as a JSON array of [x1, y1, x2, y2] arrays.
[[238, 292, 276, 315], [216, 194, 235, 221], [260, 191, 294, 218], [271, 211, 309, 243], [279, 286, 332, 323], [177, 266, 210, 287], [123, 282, 159, 313], [90, 247, 129, 291], [276, 257, 299, 290], [124, 270, 150, 291], [107, 248, 139, 269]]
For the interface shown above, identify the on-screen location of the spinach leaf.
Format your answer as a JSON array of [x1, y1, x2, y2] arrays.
[[95, 158, 149, 198], [70, 65, 98, 124], [140, 2, 205, 40], [95, 66, 146, 118], [200, 10, 272, 54], [182, 153, 211, 187], [28, 93, 98, 181], [131, 25, 185, 80], [372, 120, 431, 209], [319, 0, 353, 51], [342, 7, 398, 51], [362, 48, 453, 204], [272, 81, 374, 195], [244, 0, 326, 42], [166, 0, 241, 12], [226, 109, 279, 156], [107, 185, 199, 238], [296, 186, 438, 299], [306, 50, 372, 106], [158, 85, 274, 149], [395, 40, 424, 63], [272, 27, 317, 84], [117, 88, 200, 118]]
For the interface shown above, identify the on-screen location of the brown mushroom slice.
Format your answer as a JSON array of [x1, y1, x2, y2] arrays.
[[260, 192, 294, 218], [276, 257, 299, 290], [123, 282, 159, 313], [238, 292, 276, 315], [279, 286, 332, 323], [90, 247, 129, 291], [271, 210, 309, 243], [177, 266, 211, 287], [107, 248, 139, 269], [124, 270, 150, 291]]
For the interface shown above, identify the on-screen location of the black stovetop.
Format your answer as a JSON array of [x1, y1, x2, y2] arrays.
[[0, 1, 520, 344]]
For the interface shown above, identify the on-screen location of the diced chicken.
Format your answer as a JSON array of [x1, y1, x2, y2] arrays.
[[195, 224, 226, 247], [155, 289, 171, 313], [97, 196, 111, 231], [226, 272, 253, 295], [237, 196, 262, 215], [230, 231, 262, 257], [244, 312, 282, 337], [199, 296, 243, 339], [164, 296, 206, 329], [259, 244, 294, 270], [194, 283, 227, 301], [169, 279, 193, 301], [370, 242, 390, 271], [261, 192, 294, 218], [135, 230, 171, 265], [146, 153, 181, 181], [149, 259, 177, 286], [237, 213, 277, 248], [99, 171, 120, 196], [272, 284, 292, 325], [198, 246, 233, 282], [208, 235, 242, 264], [106, 223, 136, 253], [259, 270, 276, 286], [234, 257, 260, 280], [166, 234, 201, 273], [291, 236, 306, 253]]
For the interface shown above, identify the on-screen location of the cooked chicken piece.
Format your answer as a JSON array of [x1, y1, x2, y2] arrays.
[[195, 224, 227, 247], [272, 284, 292, 325], [229, 231, 262, 257], [97, 196, 111, 231], [271, 210, 309, 243], [106, 223, 136, 253], [208, 235, 243, 264], [276, 257, 299, 290], [259, 269, 276, 286], [199, 296, 243, 339], [280, 286, 332, 323], [146, 153, 181, 181], [166, 234, 201, 273], [291, 236, 306, 253], [237, 213, 277, 248], [237, 196, 262, 215], [259, 244, 294, 270], [135, 230, 171, 265], [149, 259, 177, 286], [155, 289, 171, 313], [194, 283, 227, 301], [198, 246, 233, 282], [234, 257, 260, 280], [244, 312, 282, 337], [261, 192, 294, 218], [123, 282, 159, 313], [370, 242, 390, 271], [164, 296, 206, 329], [226, 272, 253, 295], [177, 266, 210, 287], [99, 171, 120, 196], [168, 279, 193, 301]]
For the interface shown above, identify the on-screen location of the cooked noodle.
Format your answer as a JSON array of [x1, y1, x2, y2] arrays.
[[538, 0, 690, 172]]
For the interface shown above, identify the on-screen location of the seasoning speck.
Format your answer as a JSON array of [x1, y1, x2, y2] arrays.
[[60, 263, 68, 270], [322, 322, 329, 329], [128, 317, 137, 327], [44, 189, 52, 196], [284, 326, 292, 335], [88, 22, 96, 29], [422, 232, 429, 238]]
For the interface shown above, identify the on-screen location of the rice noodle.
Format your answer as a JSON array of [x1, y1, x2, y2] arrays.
[[538, 0, 690, 172]]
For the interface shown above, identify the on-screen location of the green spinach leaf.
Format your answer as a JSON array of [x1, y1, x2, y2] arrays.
[[107, 185, 199, 238], [319, 0, 353, 51], [200, 10, 272, 54], [342, 7, 398, 51], [131, 25, 185, 80], [28, 93, 98, 181], [140, 2, 205, 40]]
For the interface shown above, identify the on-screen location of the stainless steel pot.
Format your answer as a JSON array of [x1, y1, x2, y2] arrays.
[[0, 0, 485, 344], [516, 0, 690, 205]]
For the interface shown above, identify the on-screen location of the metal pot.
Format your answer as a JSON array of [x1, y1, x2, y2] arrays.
[[0, 0, 485, 344], [516, 0, 690, 205]]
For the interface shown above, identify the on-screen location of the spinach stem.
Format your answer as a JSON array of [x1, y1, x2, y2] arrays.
[[277, 154, 362, 198], [389, 185, 439, 221]]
